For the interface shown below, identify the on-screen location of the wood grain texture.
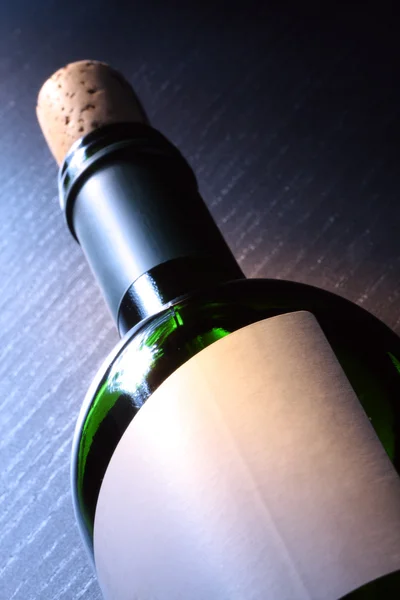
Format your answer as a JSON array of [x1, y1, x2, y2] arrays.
[[0, 2, 399, 598]]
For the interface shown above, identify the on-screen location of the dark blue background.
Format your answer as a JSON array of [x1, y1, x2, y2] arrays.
[[0, 2, 399, 598]]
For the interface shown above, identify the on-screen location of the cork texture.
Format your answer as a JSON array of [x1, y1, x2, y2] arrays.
[[37, 60, 147, 165]]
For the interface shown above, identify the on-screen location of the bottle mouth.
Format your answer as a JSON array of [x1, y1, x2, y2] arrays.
[[58, 122, 196, 240]]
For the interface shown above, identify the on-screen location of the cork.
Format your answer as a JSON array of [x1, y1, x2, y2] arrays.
[[37, 60, 148, 165]]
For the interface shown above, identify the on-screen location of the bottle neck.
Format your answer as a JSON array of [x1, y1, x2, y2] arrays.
[[59, 123, 244, 335]]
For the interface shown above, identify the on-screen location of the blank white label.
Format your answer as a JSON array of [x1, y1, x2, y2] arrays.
[[94, 311, 400, 600]]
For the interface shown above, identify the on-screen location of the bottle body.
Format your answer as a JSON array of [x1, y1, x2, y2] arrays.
[[72, 277, 400, 599], [57, 118, 400, 599]]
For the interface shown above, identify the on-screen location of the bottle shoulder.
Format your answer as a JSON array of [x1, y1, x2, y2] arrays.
[[99, 276, 400, 367]]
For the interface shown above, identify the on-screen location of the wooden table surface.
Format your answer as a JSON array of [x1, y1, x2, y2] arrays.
[[0, 2, 399, 598]]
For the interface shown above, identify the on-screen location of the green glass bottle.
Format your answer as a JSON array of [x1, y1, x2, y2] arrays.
[[52, 107, 400, 598]]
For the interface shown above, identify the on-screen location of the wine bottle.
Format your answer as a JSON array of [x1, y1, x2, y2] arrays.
[[37, 61, 400, 600]]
